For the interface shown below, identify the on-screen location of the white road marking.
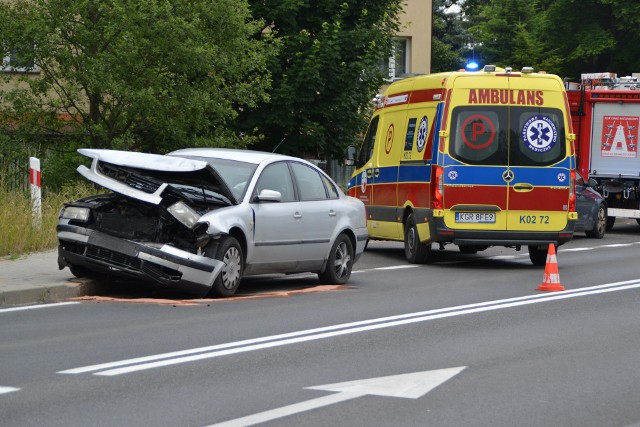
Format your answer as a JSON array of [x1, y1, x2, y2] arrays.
[[0, 386, 19, 395], [209, 367, 466, 427], [563, 247, 593, 252], [59, 278, 640, 377], [373, 265, 419, 271], [0, 302, 80, 314]]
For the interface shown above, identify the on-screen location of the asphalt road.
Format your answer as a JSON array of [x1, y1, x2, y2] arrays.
[[2, 222, 640, 426]]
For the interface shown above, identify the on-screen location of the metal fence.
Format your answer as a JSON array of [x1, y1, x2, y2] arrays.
[[0, 155, 29, 192]]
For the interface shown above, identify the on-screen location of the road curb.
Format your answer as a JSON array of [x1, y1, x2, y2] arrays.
[[0, 282, 85, 307]]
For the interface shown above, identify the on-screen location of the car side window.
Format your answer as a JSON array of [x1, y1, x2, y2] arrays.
[[290, 162, 328, 201], [255, 162, 295, 202], [322, 175, 340, 199]]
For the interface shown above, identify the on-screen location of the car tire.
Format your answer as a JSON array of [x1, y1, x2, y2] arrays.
[[404, 213, 430, 263], [528, 245, 549, 266], [585, 204, 607, 238], [319, 234, 354, 285], [208, 236, 243, 297], [606, 216, 615, 231]]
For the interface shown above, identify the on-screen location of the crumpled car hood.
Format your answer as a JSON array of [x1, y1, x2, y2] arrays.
[[76, 148, 237, 205]]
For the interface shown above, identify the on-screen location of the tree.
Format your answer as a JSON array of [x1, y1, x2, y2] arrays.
[[239, 0, 403, 159], [431, 0, 465, 72], [0, 0, 275, 153], [466, 0, 536, 70], [533, 0, 640, 78]]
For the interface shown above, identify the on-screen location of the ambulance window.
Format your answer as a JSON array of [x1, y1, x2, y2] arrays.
[[511, 107, 566, 166], [449, 107, 508, 165], [357, 116, 380, 167]]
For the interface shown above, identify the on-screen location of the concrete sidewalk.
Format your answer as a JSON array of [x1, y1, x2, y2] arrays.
[[0, 250, 85, 307]]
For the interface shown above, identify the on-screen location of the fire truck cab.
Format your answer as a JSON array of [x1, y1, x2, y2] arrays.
[[348, 66, 578, 265]]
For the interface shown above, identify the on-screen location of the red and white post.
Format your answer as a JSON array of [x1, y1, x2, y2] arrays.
[[29, 157, 42, 227]]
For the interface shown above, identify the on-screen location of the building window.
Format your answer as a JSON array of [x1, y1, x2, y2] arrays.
[[380, 37, 410, 81], [2, 43, 39, 73]]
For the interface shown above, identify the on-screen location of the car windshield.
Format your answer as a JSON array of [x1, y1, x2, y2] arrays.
[[187, 157, 258, 200]]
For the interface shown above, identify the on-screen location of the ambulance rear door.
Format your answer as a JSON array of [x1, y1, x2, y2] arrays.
[[444, 74, 571, 233]]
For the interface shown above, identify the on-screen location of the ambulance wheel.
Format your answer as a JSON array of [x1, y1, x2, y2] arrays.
[[585, 204, 606, 239], [404, 214, 430, 264], [606, 216, 615, 231], [528, 245, 548, 266]]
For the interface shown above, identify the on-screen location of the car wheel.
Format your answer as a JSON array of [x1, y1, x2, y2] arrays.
[[528, 245, 549, 266], [404, 213, 430, 263], [208, 236, 243, 297], [606, 216, 615, 231], [585, 204, 607, 238], [319, 234, 354, 285]]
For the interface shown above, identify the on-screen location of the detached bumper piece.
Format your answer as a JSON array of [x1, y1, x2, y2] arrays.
[[57, 224, 223, 295]]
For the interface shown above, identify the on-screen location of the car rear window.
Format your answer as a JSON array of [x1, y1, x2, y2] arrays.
[[449, 106, 566, 167]]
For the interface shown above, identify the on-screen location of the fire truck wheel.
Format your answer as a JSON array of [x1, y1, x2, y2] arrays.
[[404, 213, 431, 264], [606, 216, 615, 231], [585, 204, 606, 239], [528, 245, 548, 266]]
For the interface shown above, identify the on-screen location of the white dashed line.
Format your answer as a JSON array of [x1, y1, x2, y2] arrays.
[[0, 386, 19, 395]]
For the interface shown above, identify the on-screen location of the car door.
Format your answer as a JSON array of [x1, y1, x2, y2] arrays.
[[289, 161, 339, 269], [250, 161, 301, 273]]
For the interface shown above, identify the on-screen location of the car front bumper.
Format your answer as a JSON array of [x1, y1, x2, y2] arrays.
[[57, 223, 224, 295]]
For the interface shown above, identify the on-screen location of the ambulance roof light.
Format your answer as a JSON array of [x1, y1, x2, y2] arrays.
[[483, 65, 496, 72], [505, 67, 513, 73], [521, 67, 534, 74]]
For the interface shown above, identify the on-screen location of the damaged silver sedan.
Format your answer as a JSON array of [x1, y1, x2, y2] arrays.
[[57, 148, 368, 297]]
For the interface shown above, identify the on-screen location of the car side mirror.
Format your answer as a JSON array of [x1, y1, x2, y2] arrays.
[[588, 178, 598, 188], [255, 189, 282, 203], [345, 145, 357, 166]]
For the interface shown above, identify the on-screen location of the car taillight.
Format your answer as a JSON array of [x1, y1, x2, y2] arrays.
[[569, 169, 576, 212], [433, 166, 444, 209]]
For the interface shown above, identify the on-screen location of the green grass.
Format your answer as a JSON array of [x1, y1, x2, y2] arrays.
[[0, 182, 96, 258]]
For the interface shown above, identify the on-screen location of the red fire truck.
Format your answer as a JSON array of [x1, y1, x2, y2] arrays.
[[567, 72, 640, 230]]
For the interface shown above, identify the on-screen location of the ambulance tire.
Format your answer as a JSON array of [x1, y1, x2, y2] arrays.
[[528, 245, 548, 266], [404, 214, 431, 264]]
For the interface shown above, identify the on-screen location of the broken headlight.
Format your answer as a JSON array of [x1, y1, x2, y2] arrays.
[[167, 201, 201, 228]]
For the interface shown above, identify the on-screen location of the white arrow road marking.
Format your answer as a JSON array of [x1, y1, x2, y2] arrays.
[[208, 367, 466, 427], [0, 386, 19, 395], [59, 279, 640, 377]]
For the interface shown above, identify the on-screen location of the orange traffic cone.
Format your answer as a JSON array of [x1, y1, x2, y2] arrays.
[[536, 243, 566, 292]]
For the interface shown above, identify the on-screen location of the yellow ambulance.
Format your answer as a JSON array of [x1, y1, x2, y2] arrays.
[[347, 66, 577, 265]]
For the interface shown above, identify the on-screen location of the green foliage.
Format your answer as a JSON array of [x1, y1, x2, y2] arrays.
[[239, 0, 403, 159], [431, 0, 465, 72], [0, 0, 276, 153], [0, 178, 96, 257], [458, 0, 640, 78]]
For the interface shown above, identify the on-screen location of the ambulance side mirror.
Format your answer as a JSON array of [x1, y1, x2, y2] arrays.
[[345, 145, 357, 166]]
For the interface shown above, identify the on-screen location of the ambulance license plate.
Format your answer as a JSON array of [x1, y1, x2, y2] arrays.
[[455, 212, 496, 223]]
